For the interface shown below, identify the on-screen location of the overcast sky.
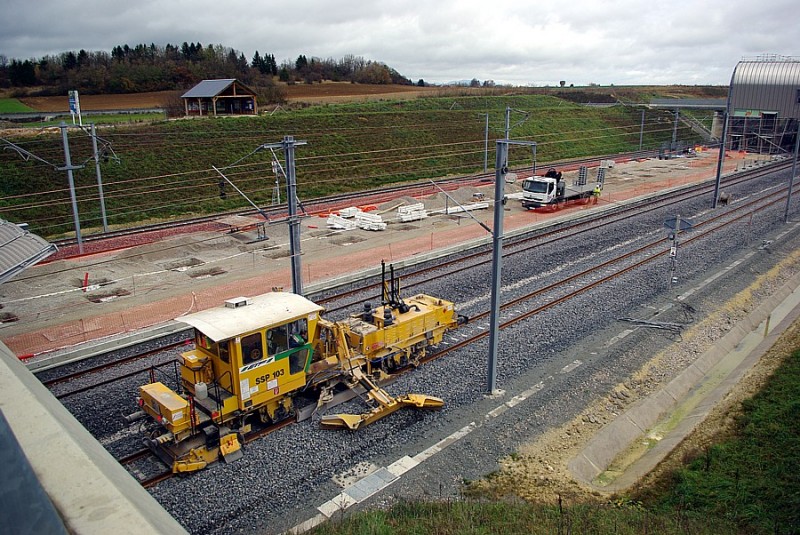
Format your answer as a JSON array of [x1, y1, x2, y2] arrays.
[[1, 0, 796, 86]]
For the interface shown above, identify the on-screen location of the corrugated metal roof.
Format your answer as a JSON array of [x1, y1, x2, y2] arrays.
[[731, 58, 800, 119], [176, 292, 323, 341], [181, 79, 237, 98], [0, 220, 57, 285]]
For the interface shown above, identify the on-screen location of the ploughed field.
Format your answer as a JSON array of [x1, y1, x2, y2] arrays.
[[17, 83, 437, 112]]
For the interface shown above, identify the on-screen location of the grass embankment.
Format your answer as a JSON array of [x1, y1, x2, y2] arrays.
[[0, 98, 35, 113], [0, 94, 704, 237], [309, 348, 800, 534]]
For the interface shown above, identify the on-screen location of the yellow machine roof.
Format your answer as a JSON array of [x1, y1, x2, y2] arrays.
[[176, 292, 324, 342]]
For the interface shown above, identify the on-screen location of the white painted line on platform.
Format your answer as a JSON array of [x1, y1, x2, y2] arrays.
[[606, 329, 634, 346], [386, 455, 419, 477], [518, 381, 545, 399], [487, 405, 509, 418], [560, 360, 583, 374], [287, 514, 326, 534]]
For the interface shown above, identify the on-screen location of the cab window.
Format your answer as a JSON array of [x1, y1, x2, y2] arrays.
[[288, 319, 308, 348], [289, 349, 309, 374], [219, 340, 230, 363], [267, 324, 289, 355], [196, 331, 213, 350], [241, 333, 263, 363]]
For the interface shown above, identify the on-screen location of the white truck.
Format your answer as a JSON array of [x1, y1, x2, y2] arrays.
[[520, 168, 600, 210]]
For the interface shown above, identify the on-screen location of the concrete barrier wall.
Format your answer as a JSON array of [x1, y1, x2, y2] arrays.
[[569, 269, 800, 485], [0, 341, 188, 534]]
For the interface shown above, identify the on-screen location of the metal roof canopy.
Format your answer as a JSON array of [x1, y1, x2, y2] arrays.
[[731, 56, 800, 120], [181, 79, 256, 99], [0, 219, 57, 285]]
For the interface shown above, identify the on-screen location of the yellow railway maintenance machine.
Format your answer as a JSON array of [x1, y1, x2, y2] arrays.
[[127, 264, 464, 473]]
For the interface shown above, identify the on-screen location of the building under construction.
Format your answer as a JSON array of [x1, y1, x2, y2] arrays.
[[728, 55, 800, 154]]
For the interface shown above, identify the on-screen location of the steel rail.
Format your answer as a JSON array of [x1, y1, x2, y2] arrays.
[[40, 339, 189, 388], [318, 161, 791, 314], [51, 150, 658, 251]]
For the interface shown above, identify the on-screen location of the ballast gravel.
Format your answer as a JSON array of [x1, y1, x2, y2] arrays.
[[61, 167, 800, 534]]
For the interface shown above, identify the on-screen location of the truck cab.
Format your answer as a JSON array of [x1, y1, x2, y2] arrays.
[[521, 168, 596, 210], [521, 175, 561, 209]]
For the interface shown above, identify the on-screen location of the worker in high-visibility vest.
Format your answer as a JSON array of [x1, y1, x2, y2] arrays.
[[592, 184, 602, 204]]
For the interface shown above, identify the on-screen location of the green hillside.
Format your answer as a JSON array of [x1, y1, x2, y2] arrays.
[[0, 94, 704, 237]]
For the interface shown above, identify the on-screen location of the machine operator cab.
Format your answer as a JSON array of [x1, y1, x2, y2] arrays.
[[175, 292, 323, 424]]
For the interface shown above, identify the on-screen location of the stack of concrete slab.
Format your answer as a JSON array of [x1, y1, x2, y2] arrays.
[[355, 211, 387, 231], [326, 214, 357, 230], [431, 201, 489, 215], [338, 207, 360, 218], [398, 203, 427, 222]]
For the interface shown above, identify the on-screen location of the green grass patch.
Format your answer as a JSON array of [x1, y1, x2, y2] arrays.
[[0, 94, 703, 237], [0, 98, 35, 113], [638, 350, 800, 533], [309, 498, 732, 535]]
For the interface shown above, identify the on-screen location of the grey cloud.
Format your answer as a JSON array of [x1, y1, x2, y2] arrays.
[[0, 0, 796, 86]]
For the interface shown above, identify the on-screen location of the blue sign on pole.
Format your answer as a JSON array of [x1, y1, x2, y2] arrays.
[[67, 90, 81, 125]]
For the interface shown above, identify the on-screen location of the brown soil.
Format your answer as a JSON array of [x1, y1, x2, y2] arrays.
[[19, 91, 179, 112], [283, 82, 437, 103], [16, 83, 437, 112], [466, 253, 800, 505]]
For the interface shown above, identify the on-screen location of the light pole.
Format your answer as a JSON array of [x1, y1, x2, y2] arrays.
[[486, 138, 537, 394], [58, 122, 84, 253], [784, 122, 800, 223]]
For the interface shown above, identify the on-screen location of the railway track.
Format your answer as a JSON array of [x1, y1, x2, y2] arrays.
[[40, 340, 190, 400], [382, 177, 794, 376], [39, 161, 789, 390], [43, 161, 795, 489], [316, 160, 791, 314], [49, 150, 659, 256]]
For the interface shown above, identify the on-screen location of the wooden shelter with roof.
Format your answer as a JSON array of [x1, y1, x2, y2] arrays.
[[181, 79, 258, 117]]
